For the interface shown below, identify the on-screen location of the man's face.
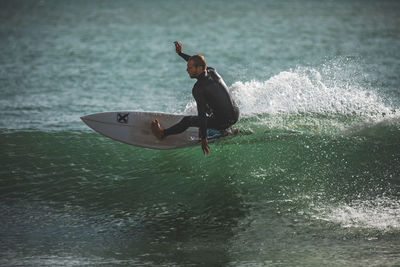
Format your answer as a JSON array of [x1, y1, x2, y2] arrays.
[[186, 60, 202, 79]]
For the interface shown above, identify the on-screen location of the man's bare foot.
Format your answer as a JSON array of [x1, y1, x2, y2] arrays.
[[151, 119, 164, 140]]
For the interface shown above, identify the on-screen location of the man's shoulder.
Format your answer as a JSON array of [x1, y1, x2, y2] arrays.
[[206, 67, 217, 75], [206, 67, 222, 81]]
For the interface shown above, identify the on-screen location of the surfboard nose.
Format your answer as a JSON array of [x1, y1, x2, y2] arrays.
[[80, 115, 90, 122], [80, 115, 91, 125]]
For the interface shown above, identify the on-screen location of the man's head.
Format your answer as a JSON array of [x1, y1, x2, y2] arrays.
[[187, 54, 206, 78]]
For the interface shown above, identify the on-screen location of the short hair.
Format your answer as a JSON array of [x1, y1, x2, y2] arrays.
[[189, 54, 206, 69]]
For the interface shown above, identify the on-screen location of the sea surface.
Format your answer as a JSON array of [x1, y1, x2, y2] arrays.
[[1, 0, 399, 266]]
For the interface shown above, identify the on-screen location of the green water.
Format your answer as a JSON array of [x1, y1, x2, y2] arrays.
[[1, 0, 399, 266]]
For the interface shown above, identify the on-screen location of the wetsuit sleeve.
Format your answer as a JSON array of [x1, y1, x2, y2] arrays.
[[178, 52, 191, 62], [193, 87, 208, 139]]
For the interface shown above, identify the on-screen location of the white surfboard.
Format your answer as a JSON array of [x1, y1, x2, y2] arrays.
[[80, 111, 235, 150]]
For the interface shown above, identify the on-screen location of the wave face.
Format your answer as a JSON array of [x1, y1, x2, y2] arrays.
[[1, 0, 400, 265], [1, 112, 399, 265]]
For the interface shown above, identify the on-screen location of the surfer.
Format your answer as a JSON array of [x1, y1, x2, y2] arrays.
[[151, 41, 239, 154]]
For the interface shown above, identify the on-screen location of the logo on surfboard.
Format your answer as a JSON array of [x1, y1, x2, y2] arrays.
[[117, 113, 129, 124]]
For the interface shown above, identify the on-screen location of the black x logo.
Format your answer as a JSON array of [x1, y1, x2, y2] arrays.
[[117, 113, 129, 124]]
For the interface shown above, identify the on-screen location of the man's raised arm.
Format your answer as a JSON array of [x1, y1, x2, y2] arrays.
[[174, 41, 190, 61]]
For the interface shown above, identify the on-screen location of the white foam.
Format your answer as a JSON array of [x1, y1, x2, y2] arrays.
[[313, 197, 400, 230], [230, 66, 395, 118], [182, 60, 399, 132], [183, 100, 198, 115]]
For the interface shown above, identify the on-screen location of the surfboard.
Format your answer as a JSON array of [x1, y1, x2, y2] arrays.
[[80, 111, 237, 150]]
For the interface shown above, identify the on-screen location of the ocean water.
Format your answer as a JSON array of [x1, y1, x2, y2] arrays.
[[1, 0, 399, 266]]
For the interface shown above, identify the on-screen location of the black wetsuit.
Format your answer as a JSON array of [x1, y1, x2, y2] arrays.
[[163, 52, 239, 139]]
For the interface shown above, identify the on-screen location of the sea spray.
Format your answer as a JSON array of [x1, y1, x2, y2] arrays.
[[185, 60, 396, 122], [230, 64, 394, 118], [183, 60, 399, 137], [312, 197, 400, 231]]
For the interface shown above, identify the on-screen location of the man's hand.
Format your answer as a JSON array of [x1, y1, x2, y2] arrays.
[[201, 138, 210, 155], [174, 41, 182, 54]]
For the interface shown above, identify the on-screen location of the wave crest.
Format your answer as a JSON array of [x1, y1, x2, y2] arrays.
[[231, 65, 394, 118]]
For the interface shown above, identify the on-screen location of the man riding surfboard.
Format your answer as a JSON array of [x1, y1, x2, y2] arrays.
[[151, 41, 239, 154]]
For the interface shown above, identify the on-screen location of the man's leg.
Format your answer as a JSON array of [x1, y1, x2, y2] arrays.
[[151, 114, 237, 140], [205, 116, 232, 131], [206, 108, 239, 131], [151, 116, 200, 139], [163, 116, 200, 137]]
